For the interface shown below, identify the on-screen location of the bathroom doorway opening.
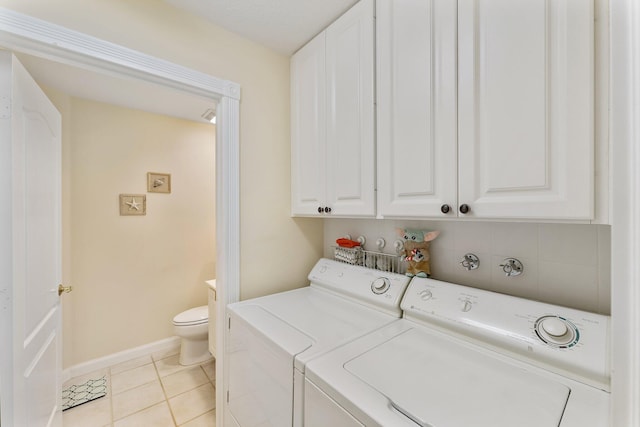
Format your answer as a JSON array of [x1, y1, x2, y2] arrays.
[[0, 10, 240, 426]]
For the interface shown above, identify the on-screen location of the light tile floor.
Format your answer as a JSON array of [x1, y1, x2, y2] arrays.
[[63, 348, 216, 427]]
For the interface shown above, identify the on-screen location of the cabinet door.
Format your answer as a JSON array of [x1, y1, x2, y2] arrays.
[[377, 0, 458, 218], [458, 0, 594, 219], [325, 0, 376, 216], [291, 33, 326, 216]]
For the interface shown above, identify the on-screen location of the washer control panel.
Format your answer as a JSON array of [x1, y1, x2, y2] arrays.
[[401, 277, 610, 389], [534, 315, 579, 348], [308, 259, 411, 317]]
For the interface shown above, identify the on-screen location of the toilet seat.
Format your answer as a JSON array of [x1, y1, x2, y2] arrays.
[[173, 305, 208, 326]]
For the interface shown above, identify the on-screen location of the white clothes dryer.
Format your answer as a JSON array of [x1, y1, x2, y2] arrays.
[[305, 276, 611, 427], [224, 258, 411, 427]]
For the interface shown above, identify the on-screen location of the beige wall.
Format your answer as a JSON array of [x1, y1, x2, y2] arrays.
[[2, 0, 324, 364], [46, 91, 217, 366]]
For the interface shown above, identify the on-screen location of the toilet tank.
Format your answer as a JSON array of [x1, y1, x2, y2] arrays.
[[206, 279, 217, 357]]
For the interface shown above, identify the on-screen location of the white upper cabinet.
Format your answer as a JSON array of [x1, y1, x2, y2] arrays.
[[377, 0, 595, 220], [291, 0, 375, 217], [457, 0, 594, 220], [376, 0, 457, 217], [291, 34, 326, 216]]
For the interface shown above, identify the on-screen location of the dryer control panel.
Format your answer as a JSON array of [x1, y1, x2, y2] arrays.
[[309, 259, 411, 317], [401, 277, 610, 391]]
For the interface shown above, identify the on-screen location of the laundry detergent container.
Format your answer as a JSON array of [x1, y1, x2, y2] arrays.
[[172, 306, 211, 365]]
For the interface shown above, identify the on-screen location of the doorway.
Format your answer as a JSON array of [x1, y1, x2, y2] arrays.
[[0, 9, 240, 427]]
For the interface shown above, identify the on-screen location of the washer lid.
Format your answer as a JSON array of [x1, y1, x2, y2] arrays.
[[344, 328, 570, 427], [173, 306, 208, 325]]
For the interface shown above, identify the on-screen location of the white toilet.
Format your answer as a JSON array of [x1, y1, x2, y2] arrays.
[[172, 305, 211, 365]]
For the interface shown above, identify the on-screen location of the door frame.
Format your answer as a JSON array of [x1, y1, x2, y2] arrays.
[[0, 8, 240, 427], [610, 0, 640, 425]]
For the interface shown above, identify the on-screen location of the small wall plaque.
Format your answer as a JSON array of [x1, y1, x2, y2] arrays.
[[147, 172, 171, 194], [119, 194, 146, 216]]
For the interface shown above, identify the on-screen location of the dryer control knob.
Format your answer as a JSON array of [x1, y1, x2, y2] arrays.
[[371, 277, 391, 295], [419, 290, 433, 300]]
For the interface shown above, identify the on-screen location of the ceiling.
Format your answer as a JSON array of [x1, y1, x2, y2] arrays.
[[17, 52, 216, 124], [163, 0, 359, 55]]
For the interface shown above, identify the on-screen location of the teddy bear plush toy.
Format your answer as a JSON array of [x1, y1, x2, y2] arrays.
[[396, 228, 440, 277]]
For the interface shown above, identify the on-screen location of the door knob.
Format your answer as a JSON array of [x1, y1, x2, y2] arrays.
[[58, 284, 73, 296]]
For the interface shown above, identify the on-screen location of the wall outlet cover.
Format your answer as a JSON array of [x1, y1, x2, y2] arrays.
[[147, 172, 171, 193], [119, 194, 146, 216]]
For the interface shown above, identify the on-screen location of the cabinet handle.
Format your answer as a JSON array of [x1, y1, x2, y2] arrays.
[[459, 204, 470, 214], [325, 207, 332, 213], [318, 206, 325, 213], [440, 204, 451, 214]]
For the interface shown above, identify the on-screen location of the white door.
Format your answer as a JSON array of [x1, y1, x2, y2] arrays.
[[457, 0, 594, 219], [0, 51, 63, 427], [325, 0, 375, 217], [376, 0, 458, 218]]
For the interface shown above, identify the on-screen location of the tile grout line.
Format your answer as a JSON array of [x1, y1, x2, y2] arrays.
[[153, 357, 179, 426], [110, 357, 169, 425], [65, 351, 217, 427]]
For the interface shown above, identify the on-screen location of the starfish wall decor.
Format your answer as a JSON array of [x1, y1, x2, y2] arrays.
[[119, 194, 146, 216]]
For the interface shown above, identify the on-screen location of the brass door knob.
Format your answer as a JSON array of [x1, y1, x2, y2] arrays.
[[58, 284, 73, 296]]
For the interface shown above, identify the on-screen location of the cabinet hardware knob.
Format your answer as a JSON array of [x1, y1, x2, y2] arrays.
[[318, 206, 324, 213], [459, 204, 470, 214], [440, 204, 451, 214], [325, 207, 332, 213]]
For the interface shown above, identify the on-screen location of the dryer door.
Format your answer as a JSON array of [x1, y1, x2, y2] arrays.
[[227, 305, 313, 427]]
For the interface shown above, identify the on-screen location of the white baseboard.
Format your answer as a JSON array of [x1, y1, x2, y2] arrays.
[[62, 336, 181, 382]]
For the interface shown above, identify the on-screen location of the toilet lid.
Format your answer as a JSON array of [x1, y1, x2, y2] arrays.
[[173, 305, 208, 325]]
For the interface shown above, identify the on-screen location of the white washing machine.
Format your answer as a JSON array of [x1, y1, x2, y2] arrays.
[[224, 258, 411, 427], [305, 276, 611, 427]]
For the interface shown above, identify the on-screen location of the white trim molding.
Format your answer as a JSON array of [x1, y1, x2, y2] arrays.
[[62, 337, 181, 383], [0, 7, 240, 101], [215, 95, 241, 426], [610, 0, 640, 426], [0, 8, 241, 427]]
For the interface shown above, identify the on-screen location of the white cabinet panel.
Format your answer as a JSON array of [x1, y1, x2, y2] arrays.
[[458, 0, 594, 219], [376, 0, 457, 218], [326, 0, 375, 216], [291, 34, 326, 216], [378, 0, 594, 220], [291, 0, 375, 217]]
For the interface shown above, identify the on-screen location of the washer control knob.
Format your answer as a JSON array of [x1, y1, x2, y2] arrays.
[[460, 300, 472, 312], [540, 317, 568, 337], [371, 277, 391, 295]]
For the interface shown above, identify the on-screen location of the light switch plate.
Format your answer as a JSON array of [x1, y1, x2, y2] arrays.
[[147, 172, 171, 193], [119, 194, 146, 215]]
